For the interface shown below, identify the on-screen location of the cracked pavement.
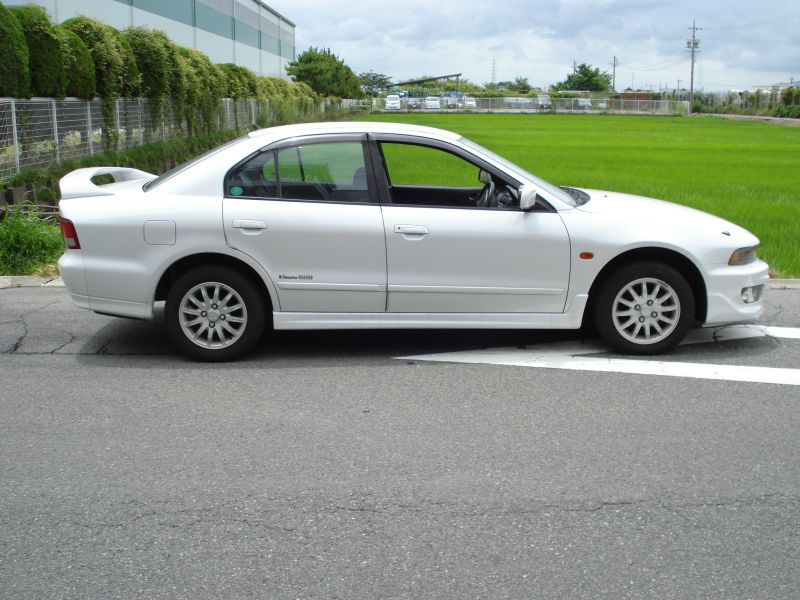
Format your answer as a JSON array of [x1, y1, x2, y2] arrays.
[[1, 285, 800, 598]]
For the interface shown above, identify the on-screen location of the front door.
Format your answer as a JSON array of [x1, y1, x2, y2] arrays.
[[374, 139, 571, 313]]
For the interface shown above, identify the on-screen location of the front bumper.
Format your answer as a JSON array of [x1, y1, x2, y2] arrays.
[[703, 259, 770, 326]]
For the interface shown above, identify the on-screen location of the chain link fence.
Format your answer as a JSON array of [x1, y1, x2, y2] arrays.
[[1, 94, 689, 182], [372, 96, 689, 115], [0, 97, 276, 182]]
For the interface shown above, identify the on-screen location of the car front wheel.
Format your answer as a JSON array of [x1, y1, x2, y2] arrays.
[[165, 267, 265, 361], [594, 262, 694, 354]]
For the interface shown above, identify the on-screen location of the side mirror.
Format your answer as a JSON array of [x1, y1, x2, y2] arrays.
[[478, 169, 492, 184], [519, 184, 538, 211]]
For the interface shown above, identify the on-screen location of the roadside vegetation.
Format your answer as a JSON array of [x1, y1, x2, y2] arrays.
[[364, 113, 800, 277], [0, 205, 62, 276]]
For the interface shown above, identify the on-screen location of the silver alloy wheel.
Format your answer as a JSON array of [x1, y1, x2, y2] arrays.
[[178, 281, 248, 349], [611, 277, 680, 345]]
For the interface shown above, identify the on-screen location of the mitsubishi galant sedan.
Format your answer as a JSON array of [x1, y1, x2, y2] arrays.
[[58, 122, 769, 361]]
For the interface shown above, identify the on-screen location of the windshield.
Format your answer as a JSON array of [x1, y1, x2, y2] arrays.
[[143, 135, 248, 192], [457, 137, 577, 206]]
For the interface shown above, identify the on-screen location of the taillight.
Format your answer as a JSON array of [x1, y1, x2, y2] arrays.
[[60, 218, 81, 249]]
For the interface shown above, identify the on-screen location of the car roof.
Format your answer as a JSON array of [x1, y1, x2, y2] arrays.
[[247, 121, 460, 142]]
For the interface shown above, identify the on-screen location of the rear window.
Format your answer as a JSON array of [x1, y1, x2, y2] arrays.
[[143, 135, 247, 192]]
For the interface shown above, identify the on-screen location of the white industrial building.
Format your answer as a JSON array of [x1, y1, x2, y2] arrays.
[[4, 0, 295, 78]]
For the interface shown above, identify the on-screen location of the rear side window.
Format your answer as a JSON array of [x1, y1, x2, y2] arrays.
[[226, 151, 277, 198], [226, 141, 370, 203]]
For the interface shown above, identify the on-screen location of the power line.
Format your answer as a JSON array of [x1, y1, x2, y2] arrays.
[[702, 13, 796, 31], [617, 58, 687, 72]]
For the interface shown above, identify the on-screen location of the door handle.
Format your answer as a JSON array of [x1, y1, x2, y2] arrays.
[[232, 219, 267, 230], [394, 224, 429, 235]]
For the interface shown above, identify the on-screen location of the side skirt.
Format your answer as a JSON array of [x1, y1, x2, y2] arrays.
[[273, 295, 588, 330]]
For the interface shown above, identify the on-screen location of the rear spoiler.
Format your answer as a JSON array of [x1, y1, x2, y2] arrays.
[[59, 166, 156, 199]]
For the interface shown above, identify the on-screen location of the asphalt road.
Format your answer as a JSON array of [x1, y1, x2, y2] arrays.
[[1, 285, 799, 599]]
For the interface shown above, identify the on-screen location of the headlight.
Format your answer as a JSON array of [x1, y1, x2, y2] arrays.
[[728, 245, 758, 266]]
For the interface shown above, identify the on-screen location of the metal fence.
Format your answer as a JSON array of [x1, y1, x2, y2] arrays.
[[0, 97, 279, 181], [372, 96, 689, 115], [1, 94, 689, 182]]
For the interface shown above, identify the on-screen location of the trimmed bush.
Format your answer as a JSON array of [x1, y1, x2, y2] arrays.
[[179, 47, 224, 134], [54, 26, 96, 99], [125, 27, 174, 98], [0, 3, 30, 98], [62, 16, 125, 98], [219, 63, 258, 100], [8, 4, 65, 98], [113, 29, 141, 97]]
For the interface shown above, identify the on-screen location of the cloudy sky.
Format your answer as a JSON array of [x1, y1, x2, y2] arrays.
[[268, 0, 799, 92]]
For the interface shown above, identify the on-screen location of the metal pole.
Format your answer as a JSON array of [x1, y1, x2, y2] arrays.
[[10, 100, 20, 174], [51, 100, 60, 163], [687, 20, 702, 114], [86, 101, 94, 157], [115, 99, 121, 150], [138, 97, 144, 145]]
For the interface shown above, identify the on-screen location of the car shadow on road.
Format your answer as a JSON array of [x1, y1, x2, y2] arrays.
[[75, 309, 788, 370], [75, 309, 591, 369]]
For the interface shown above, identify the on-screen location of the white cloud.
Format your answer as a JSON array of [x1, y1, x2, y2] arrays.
[[270, 0, 800, 90]]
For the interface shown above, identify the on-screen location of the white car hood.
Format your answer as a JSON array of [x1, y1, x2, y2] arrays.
[[574, 188, 758, 245]]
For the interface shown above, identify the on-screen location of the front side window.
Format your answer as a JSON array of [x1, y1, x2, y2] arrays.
[[225, 141, 370, 203], [379, 142, 519, 209]]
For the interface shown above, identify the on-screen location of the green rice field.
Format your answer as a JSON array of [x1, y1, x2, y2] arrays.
[[362, 113, 800, 277]]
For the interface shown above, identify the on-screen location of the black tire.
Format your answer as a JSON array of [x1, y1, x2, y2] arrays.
[[165, 266, 266, 362], [594, 261, 694, 355]]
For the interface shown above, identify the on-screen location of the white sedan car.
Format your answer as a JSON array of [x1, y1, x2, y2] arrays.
[[58, 122, 768, 361]]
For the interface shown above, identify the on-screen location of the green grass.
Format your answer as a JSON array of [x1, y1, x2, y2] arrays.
[[361, 113, 800, 277], [0, 205, 63, 276]]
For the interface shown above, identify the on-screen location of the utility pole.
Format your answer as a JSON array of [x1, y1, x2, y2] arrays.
[[573, 60, 577, 74], [491, 56, 497, 84], [610, 56, 619, 91], [686, 20, 702, 113]]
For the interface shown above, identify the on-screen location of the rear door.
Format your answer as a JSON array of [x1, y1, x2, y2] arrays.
[[223, 135, 387, 312]]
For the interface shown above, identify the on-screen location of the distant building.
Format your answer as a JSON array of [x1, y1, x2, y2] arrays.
[[4, 0, 295, 78]]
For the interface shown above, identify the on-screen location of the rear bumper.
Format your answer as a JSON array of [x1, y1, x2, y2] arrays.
[[58, 251, 87, 297], [58, 250, 151, 319]]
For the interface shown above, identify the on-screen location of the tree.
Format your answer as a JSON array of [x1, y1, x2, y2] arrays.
[[510, 76, 531, 93], [554, 63, 612, 92], [358, 70, 392, 97], [286, 47, 361, 98]]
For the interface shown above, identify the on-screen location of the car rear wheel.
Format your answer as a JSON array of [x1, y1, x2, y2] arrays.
[[594, 261, 694, 354], [165, 267, 265, 361]]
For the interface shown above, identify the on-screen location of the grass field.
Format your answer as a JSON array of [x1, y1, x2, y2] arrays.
[[362, 113, 800, 277]]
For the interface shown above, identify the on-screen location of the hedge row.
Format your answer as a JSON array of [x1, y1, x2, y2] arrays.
[[0, 2, 317, 140]]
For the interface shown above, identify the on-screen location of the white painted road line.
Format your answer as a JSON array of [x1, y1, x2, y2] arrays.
[[401, 325, 800, 386]]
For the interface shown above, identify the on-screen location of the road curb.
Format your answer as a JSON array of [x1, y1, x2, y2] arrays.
[[770, 280, 800, 290], [0, 276, 63, 289]]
